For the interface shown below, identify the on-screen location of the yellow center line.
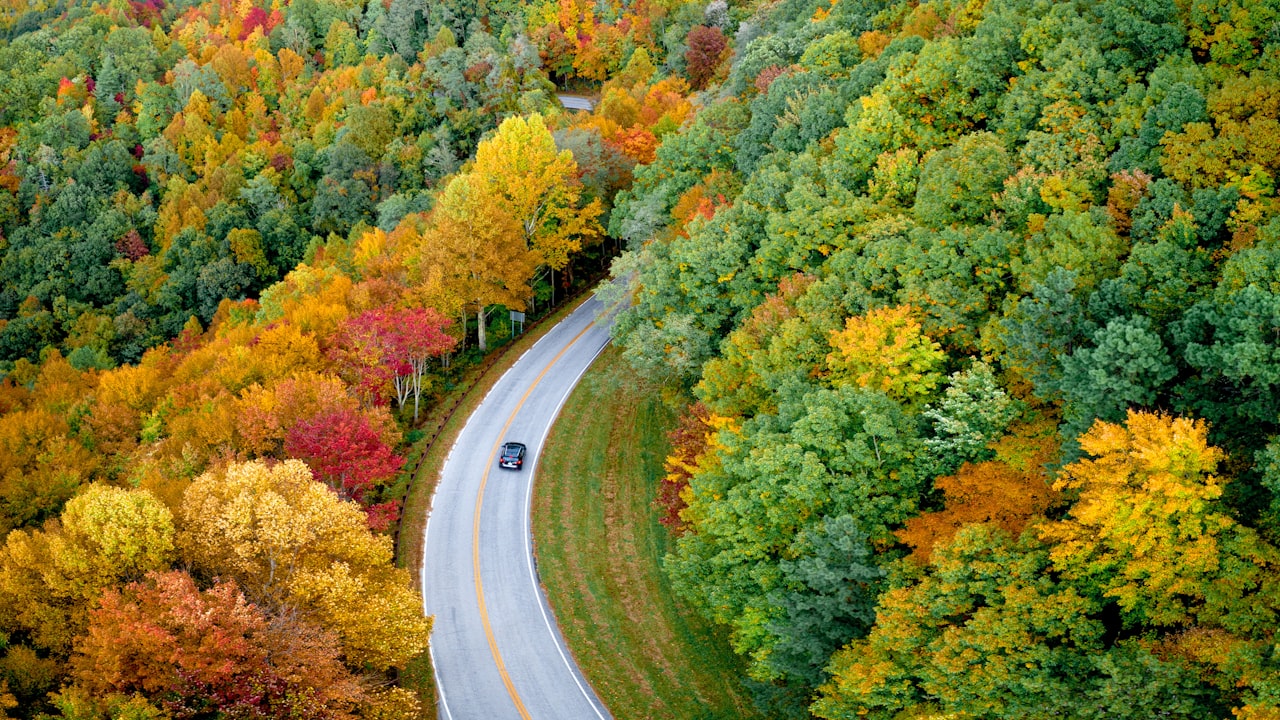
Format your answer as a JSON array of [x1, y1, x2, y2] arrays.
[[473, 320, 597, 720]]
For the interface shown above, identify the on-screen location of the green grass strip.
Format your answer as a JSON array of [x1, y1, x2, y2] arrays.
[[533, 346, 764, 720]]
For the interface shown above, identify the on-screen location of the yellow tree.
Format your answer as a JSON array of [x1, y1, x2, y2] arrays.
[[0, 485, 175, 654], [415, 174, 538, 350], [469, 113, 603, 279], [178, 460, 430, 671], [1041, 411, 1280, 631], [826, 305, 946, 406]]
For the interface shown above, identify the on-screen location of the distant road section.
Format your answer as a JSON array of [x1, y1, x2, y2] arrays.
[[422, 298, 614, 720], [557, 94, 596, 111]]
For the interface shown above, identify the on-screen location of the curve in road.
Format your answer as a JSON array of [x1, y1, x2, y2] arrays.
[[422, 297, 614, 720]]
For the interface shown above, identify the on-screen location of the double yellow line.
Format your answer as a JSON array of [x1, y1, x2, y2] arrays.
[[471, 321, 596, 719]]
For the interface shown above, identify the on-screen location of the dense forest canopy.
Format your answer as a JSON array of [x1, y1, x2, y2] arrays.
[[604, 0, 1280, 717]]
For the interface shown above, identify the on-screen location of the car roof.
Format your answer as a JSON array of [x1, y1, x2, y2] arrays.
[[503, 442, 526, 451]]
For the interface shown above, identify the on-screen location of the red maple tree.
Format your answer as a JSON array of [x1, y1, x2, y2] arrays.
[[284, 408, 404, 502]]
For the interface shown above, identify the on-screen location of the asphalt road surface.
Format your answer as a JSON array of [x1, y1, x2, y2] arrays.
[[557, 93, 596, 111], [422, 297, 614, 720]]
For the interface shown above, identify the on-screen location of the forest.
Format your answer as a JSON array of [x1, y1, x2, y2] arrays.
[[0, 0, 695, 716], [604, 0, 1280, 717], [2, 0, 1280, 717]]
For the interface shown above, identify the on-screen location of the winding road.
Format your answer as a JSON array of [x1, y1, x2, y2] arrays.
[[421, 297, 615, 720]]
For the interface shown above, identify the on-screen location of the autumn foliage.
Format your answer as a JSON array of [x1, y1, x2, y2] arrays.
[[285, 408, 405, 502], [684, 26, 728, 90], [75, 571, 363, 719], [0, 0, 684, 715], [897, 459, 1057, 563]]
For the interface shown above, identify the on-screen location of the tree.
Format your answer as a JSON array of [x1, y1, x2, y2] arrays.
[[914, 132, 1012, 228], [763, 514, 884, 687], [1058, 315, 1176, 440], [997, 268, 1094, 399], [415, 172, 536, 351], [0, 404, 96, 534], [329, 306, 457, 418], [72, 571, 363, 720], [0, 485, 175, 654], [1175, 238, 1280, 444], [826, 305, 946, 406], [178, 460, 430, 671], [814, 525, 1216, 720], [1040, 411, 1280, 632], [695, 273, 823, 419], [468, 113, 602, 273], [897, 458, 1057, 564], [284, 407, 405, 503], [685, 26, 728, 90], [921, 362, 1022, 477], [668, 385, 924, 685]]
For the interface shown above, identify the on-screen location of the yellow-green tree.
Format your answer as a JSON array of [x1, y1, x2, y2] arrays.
[[826, 305, 946, 406], [470, 113, 603, 273]]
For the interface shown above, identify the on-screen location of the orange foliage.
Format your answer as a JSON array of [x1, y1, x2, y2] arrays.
[[659, 404, 736, 533], [896, 457, 1057, 563], [858, 30, 891, 58], [0, 128, 19, 193], [611, 125, 658, 163], [1106, 169, 1153, 235]]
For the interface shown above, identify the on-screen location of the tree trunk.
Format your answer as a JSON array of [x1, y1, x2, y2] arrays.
[[477, 305, 487, 351]]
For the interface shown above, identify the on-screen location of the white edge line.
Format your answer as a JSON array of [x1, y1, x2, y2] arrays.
[[420, 493, 454, 720], [522, 329, 613, 720]]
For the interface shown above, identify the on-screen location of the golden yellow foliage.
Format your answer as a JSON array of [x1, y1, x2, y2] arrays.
[[178, 460, 429, 671], [826, 305, 945, 404], [0, 485, 174, 653]]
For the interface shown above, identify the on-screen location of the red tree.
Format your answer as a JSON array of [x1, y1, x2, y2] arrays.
[[364, 500, 402, 533], [684, 25, 727, 90], [284, 408, 404, 502], [114, 229, 149, 261], [329, 307, 457, 417], [239, 6, 270, 40]]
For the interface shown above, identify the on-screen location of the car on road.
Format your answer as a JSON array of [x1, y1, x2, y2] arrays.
[[498, 442, 526, 469]]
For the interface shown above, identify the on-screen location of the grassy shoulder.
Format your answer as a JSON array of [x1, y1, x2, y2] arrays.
[[532, 346, 763, 720]]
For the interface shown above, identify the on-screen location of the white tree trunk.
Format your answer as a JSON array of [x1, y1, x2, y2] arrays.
[[477, 305, 487, 350]]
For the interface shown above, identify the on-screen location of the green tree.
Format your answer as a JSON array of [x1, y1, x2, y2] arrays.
[[921, 361, 1021, 477], [1175, 237, 1280, 444], [1058, 315, 1176, 441], [914, 132, 1012, 228], [668, 385, 923, 685]]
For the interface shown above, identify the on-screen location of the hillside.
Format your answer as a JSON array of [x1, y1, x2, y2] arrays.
[[605, 0, 1280, 717], [0, 0, 697, 716]]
